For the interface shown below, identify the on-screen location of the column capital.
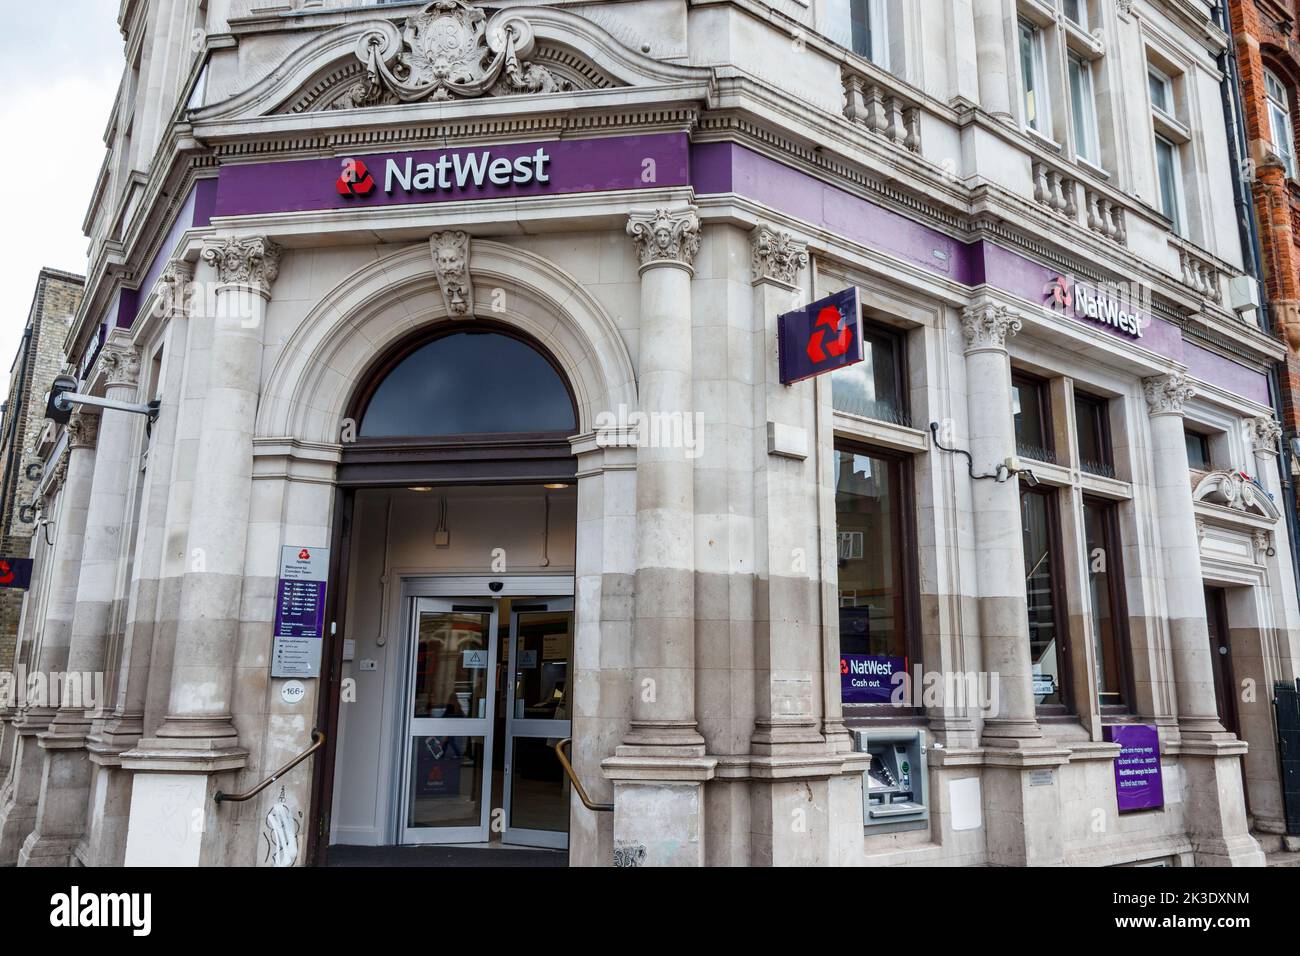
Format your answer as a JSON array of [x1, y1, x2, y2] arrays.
[[67, 410, 100, 450], [1142, 372, 1195, 417], [101, 340, 141, 391], [201, 235, 281, 297], [961, 301, 1022, 353], [627, 207, 701, 274], [156, 259, 195, 316], [1247, 415, 1282, 456], [429, 229, 473, 316], [749, 224, 808, 288]]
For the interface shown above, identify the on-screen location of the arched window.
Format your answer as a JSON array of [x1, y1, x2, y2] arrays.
[[1265, 68, 1296, 179], [356, 327, 577, 438]]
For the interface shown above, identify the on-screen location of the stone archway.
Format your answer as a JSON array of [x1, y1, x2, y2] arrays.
[[256, 239, 635, 446]]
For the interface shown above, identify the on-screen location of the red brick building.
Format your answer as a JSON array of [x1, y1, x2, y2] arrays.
[[1231, 1, 1300, 429]]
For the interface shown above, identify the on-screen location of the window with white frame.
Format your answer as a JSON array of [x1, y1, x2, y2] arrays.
[[1154, 134, 1182, 232], [830, 0, 889, 69], [1063, 0, 1088, 29], [1147, 65, 1186, 234], [1265, 68, 1297, 178], [1068, 53, 1100, 165], [1019, 19, 1050, 135]]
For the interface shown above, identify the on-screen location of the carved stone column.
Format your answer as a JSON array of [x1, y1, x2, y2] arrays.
[[1143, 374, 1221, 732], [973, 0, 1013, 121], [0, 417, 96, 863], [19, 335, 141, 867], [1144, 374, 1262, 865], [602, 207, 715, 867], [122, 237, 280, 867], [963, 303, 1040, 746], [962, 302, 1068, 868], [83, 261, 195, 867]]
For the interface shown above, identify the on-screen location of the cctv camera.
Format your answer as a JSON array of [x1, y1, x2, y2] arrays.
[[488, 581, 504, 592], [1020, 470, 1041, 488]]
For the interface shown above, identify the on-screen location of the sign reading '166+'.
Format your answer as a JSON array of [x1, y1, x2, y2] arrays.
[[778, 287, 864, 385]]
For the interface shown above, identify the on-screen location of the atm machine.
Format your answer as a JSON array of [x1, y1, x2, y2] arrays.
[[851, 729, 929, 832]]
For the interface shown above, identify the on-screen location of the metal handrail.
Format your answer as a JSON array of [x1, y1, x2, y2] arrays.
[[553, 737, 613, 812], [214, 728, 325, 804]]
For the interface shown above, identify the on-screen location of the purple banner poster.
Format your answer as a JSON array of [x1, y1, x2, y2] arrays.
[[779, 287, 863, 385], [1104, 724, 1164, 813], [841, 654, 905, 705]]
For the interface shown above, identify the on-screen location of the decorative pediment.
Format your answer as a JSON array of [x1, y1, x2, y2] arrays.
[[1192, 469, 1280, 522], [190, 3, 713, 123]]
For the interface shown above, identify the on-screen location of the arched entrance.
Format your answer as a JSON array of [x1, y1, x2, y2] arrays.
[[314, 320, 581, 860]]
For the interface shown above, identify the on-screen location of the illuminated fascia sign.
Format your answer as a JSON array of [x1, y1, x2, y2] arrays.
[[337, 149, 551, 198], [778, 287, 864, 385], [1046, 275, 1144, 339]]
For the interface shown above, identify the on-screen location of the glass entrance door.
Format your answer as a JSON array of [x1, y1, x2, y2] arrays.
[[400, 598, 498, 844], [503, 599, 574, 849]]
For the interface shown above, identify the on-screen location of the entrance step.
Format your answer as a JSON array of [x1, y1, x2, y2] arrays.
[[326, 844, 567, 868]]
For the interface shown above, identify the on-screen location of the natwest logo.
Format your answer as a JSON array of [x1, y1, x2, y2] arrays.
[[334, 148, 552, 199], [1046, 275, 1145, 339], [336, 159, 374, 197]]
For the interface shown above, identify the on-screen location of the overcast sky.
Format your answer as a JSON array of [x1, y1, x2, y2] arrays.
[[0, 1, 122, 387]]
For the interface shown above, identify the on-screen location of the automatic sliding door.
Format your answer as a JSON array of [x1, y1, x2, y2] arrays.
[[503, 599, 573, 849], [401, 599, 497, 845]]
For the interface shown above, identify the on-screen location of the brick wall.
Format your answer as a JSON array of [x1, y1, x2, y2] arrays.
[[1230, 1, 1300, 429], [0, 268, 83, 673]]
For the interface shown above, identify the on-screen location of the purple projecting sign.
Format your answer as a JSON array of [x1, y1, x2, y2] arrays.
[[841, 655, 906, 705], [778, 287, 863, 385], [213, 132, 690, 217], [1105, 724, 1164, 813]]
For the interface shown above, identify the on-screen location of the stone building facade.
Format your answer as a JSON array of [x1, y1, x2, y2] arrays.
[[0, 269, 84, 674], [0, 0, 1297, 867]]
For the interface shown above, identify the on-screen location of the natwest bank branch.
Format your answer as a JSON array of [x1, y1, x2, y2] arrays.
[[0, 0, 1296, 870]]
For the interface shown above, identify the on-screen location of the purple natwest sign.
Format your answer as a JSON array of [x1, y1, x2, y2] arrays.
[[778, 287, 863, 385], [841, 654, 905, 705], [213, 133, 689, 217], [1105, 724, 1164, 813]]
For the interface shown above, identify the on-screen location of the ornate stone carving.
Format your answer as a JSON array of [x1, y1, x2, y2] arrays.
[[67, 410, 99, 450], [627, 208, 701, 272], [750, 225, 808, 287], [1193, 469, 1279, 520], [202, 236, 282, 296], [340, 0, 569, 109], [1142, 373, 1195, 417], [1254, 528, 1275, 559], [156, 259, 195, 316], [1247, 415, 1282, 454], [101, 343, 141, 390], [430, 230, 473, 316], [960, 302, 1022, 352]]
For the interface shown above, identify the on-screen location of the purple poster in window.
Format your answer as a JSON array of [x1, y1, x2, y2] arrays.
[[1105, 724, 1164, 813], [841, 654, 905, 705], [778, 287, 863, 385]]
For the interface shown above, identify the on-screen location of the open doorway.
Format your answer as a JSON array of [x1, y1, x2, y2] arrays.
[[307, 321, 582, 864]]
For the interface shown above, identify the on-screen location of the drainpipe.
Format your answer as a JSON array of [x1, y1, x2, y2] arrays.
[[1215, 0, 1300, 604]]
